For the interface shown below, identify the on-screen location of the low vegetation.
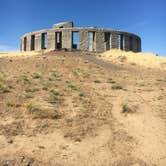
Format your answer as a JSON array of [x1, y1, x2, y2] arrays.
[[111, 85, 123, 90]]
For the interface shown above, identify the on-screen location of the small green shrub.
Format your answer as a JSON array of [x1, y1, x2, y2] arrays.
[[42, 86, 48, 91], [47, 93, 63, 105], [111, 85, 123, 90], [32, 73, 41, 79], [25, 87, 39, 93], [27, 104, 40, 113], [68, 83, 77, 90], [50, 89, 60, 96], [94, 80, 101, 83], [79, 92, 85, 97], [122, 104, 129, 113], [6, 102, 14, 107], [122, 104, 137, 114], [21, 75, 30, 83], [107, 79, 116, 84], [118, 55, 127, 62], [0, 85, 10, 94]]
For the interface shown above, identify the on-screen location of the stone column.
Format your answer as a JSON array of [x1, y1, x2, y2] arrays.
[[62, 29, 72, 50], [35, 33, 42, 51], [26, 35, 31, 51], [123, 35, 130, 51], [95, 31, 105, 52], [110, 33, 118, 49], [79, 30, 88, 51], [132, 37, 138, 52], [20, 38, 23, 51], [47, 31, 56, 51], [138, 38, 141, 52]]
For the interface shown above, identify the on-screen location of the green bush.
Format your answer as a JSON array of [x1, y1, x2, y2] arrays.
[[111, 85, 123, 90], [94, 80, 101, 83], [68, 83, 77, 90]]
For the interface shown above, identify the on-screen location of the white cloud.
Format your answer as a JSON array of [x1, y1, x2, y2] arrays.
[[0, 44, 18, 52]]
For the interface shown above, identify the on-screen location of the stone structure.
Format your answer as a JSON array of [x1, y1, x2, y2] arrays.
[[20, 21, 141, 52]]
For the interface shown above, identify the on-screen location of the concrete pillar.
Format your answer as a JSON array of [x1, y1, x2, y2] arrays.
[[111, 33, 118, 49], [121, 34, 125, 50], [79, 30, 88, 51], [62, 29, 72, 50], [132, 37, 137, 52], [123, 35, 130, 51], [138, 38, 141, 52], [26, 35, 31, 51], [35, 33, 42, 51], [95, 31, 105, 52], [89, 32, 94, 51], [20, 38, 23, 51], [105, 32, 111, 51], [47, 31, 55, 51]]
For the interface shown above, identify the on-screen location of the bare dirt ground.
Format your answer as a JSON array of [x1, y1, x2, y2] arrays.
[[0, 51, 166, 166]]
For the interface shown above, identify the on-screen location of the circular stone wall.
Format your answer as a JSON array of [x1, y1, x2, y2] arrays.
[[20, 22, 141, 53]]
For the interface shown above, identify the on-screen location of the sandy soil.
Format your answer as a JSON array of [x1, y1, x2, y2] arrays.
[[0, 51, 166, 165]]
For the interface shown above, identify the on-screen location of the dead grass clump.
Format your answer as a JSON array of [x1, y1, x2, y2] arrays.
[[25, 87, 39, 93], [32, 73, 41, 79], [47, 90, 64, 105], [107, 78, 116, 84], [68, 83, 77, 90], [27, 103, 61, 119], [121, 104, 138, 114], [21, 75, 31, 84], [111, 85, 123, 90], [79, 92, 85, 97], [118, 55, 127, 62], [94, 80, 101, 83], [0, 85, 10, 94]]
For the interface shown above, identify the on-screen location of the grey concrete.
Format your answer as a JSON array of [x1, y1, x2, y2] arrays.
[[47, 31, 56, 50], [26, 36, 31, 51], [20, 21, 142, 53], [111, 33, 118, 49], [35, 33, 42, 51], [62, 29, 72, 50], [53, 21, 73, 29], [79, 30, 88, 51], [95, 31, 105, 52]]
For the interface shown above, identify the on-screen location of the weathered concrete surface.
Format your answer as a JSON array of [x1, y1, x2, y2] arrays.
[[47, 31, 55, 51], [21, 21, 142, 53], [79, 30, 88, 51], [35, 33, 42, 51], [62, 29, 72, 50]]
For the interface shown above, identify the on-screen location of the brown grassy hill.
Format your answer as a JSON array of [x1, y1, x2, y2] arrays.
[[0, 51, 166, 165], [99, 49, 166, 70]]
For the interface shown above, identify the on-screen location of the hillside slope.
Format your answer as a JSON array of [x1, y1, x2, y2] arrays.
[[0, 51, 166, 165], [99, 49, 166, 70]]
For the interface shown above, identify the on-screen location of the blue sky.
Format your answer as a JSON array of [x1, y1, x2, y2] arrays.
[[0, 0, 165, 55]]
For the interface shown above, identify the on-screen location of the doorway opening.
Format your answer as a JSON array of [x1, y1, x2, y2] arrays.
[[129, 36, 133, 50], [41, 33, 47, 49], [31, 35, 35, 51], [23, 37, 27, 51], [120, 34, 124, 50], [72, 32, 79, 49], [105, 32, 111, 50], [55, 32, 62, 49]]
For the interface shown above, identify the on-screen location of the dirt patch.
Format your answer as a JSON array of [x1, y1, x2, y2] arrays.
[[0, 51, 165, 165]]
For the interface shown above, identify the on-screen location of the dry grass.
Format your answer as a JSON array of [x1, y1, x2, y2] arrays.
[[0, 51, 166, 165], [99, 49, 166, 70], [0, 50, 50, 58]]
